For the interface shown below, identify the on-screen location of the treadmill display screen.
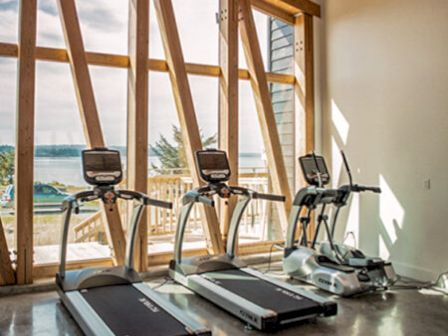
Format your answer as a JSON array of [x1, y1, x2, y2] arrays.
[[299, 154, 330, 186], [196, 150, 230, 183], [82, 149, 123, 186]]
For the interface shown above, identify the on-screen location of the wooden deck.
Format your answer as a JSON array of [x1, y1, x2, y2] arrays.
[[32, 237, 261, 265]]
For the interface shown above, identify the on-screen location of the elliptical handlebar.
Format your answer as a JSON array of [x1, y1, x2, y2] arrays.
[[351, 184, 381, 193]]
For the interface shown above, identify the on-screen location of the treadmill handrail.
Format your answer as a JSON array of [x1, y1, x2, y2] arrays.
[[59, 188, 173, 279], [174, 186, 284, 263], [227, 187, 284, 257]]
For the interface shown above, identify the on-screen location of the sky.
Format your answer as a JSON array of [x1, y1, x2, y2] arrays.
[[0, 0, 270, 153]]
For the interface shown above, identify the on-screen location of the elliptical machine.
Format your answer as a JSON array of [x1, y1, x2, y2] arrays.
[[283, 152, 396, 296], [318, 151, 397, 283]]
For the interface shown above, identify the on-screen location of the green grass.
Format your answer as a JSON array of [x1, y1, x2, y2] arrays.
[[1, 211, 99, 248]]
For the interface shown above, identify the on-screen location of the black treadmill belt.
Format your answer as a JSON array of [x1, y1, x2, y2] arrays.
[[80, 284, 189, 336], [203, 269, 321, 316]]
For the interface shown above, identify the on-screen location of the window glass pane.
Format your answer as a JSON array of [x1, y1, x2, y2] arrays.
[[90, 66, 128, 147], [148, 73, 218, 253], [37, 0, 128, 54], [33, 61, 114, 265], [151, 0, 219, 65], [239, 10, 269, 70], [77, 1, 128, 54], [239, 12, 294, 75], [149, 0, 164, 60], [238, 81, 284, 243], [238, 80, 296, 242], [173, 0, 218, 65], [0, 58, 17, 258], [0, 1, 18, 43], [37, 0, 65, 48]]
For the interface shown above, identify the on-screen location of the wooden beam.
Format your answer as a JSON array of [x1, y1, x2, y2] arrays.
[[239, 0, 292, 232], [294, 14, 314, 164], [218, 0, 239, 243], [256, 0, 321, 18], [127, 0, 150, 272], [0, 218, 15, 285], [154, 0, 224, 254], [251, 0, 295, 25], [33, 258, 113, 279], [15, 0, 38, 285], [0, 42, 295, 84], [57, 0, 127, 265], [294, 14, 315, 234]]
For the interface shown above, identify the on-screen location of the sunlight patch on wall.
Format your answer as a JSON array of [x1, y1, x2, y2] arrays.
[[331, 99, 350, 145], [379, 175, 404, 244], [344, 193, 360, 248], [331, 137, 343, 188]]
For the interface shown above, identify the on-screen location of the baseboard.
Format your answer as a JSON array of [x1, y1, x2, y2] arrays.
[[392, 260, 439, 282]]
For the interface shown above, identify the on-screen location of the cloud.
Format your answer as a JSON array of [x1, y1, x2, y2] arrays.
[[0, 5, 18, 43]]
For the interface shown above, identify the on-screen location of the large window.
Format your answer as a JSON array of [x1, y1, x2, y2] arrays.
[[0, 1, 300, 278]]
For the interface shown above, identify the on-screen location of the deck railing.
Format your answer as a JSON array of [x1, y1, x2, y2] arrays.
[[73, 171, 269, 243]]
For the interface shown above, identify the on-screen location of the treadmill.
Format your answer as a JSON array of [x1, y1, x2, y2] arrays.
[[56, 148, 210, 336], [169, 149, 337, 331]]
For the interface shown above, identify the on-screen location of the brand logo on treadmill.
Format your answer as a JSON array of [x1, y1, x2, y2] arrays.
[[239, 310, 257, 323], [318, 278, 338, 288], [139, 298, 160, 313]]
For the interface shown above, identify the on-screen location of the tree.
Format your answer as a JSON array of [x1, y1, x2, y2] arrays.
[[0, 150, 14, 185], [150, 125, 216, 174]]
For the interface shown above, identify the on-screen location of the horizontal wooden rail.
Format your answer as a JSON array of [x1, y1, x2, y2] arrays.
[[0, 42, 294, 85], [32, 241, 282, 279], [252, 0, 321, 18]]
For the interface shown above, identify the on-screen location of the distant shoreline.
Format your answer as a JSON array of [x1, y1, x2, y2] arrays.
[[0, 145, 262, 158]]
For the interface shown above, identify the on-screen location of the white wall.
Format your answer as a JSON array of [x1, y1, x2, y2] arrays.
[[319, 0, 448, 280]]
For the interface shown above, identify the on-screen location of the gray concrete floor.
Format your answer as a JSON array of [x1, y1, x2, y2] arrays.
[[1, 269, 448, 336]]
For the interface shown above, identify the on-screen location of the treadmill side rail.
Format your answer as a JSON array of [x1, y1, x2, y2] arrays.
[[242, 267, 337, 314], [133, 283, 211, 336], [62, 290, 114, 336], [187, 273, 277, 330]]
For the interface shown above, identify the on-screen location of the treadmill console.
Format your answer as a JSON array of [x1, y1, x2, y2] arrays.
[[82, 148, 123, 186], [195, 149, 231, 183], [299, 154, 330, 186]]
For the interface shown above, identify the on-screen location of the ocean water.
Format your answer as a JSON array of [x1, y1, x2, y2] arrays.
[[34, 155, 266, 186]]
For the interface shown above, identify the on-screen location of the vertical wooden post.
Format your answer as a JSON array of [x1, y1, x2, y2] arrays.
[[57, 0, 127, 265], [294, 14, 315, 236], [15, 0, 37, 285], [218, 0, 239, 243], [154, 0, 224, 254], [238, 0, 292, 232], [0, 218, 15, 285], [127, 0, 149, 271]]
